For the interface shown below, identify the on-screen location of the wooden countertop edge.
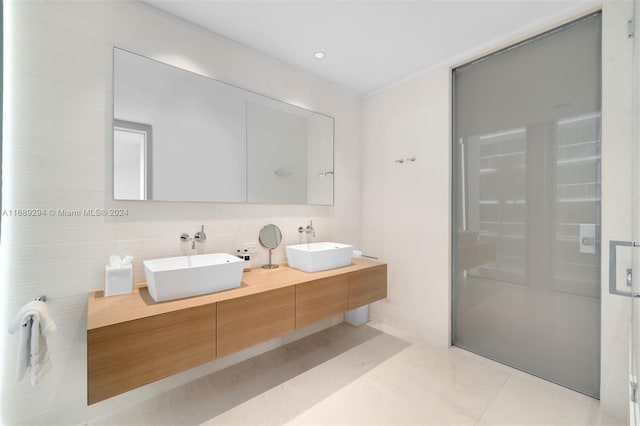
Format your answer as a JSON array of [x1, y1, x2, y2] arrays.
[[87, 258, 385, 331]]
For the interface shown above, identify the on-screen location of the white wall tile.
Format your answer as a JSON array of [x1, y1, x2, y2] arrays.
[[362, 66, 451, 347]]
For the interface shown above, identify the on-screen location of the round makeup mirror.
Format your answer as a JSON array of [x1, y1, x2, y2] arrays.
[[259, 224, 282, 269]]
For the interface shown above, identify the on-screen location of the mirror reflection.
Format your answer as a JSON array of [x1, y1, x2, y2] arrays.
[[113, 48, 334, 205], [258, 224, 283, 250], [113, 120, 151, 201]]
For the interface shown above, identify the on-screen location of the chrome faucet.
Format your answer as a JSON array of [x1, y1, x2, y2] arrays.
[[180, 225, 207, 249], [306, 221, 315, 238], [194, 225, 207, 244], [298, 220, 315, 243]]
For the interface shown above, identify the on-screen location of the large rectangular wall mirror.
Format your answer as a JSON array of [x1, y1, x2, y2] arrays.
[[113, 48, 335, 205]]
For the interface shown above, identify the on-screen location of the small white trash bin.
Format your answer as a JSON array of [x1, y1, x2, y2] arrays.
[[345, 305, 368, 326]]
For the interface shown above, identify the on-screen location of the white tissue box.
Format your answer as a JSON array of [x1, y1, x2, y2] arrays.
[[105, 264, 133, 296]]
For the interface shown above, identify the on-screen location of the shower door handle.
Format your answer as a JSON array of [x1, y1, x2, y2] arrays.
[[609, 240, 640, 297]]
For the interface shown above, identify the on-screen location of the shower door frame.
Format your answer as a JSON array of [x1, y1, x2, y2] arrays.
[[605, 0, 640, 423], [629, 0, 640, 422]]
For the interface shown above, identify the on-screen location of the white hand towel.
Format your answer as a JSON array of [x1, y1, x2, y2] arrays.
[[8, 301, 57, 385], [28, 313, 52, 386], [13, 320, 30, 381]]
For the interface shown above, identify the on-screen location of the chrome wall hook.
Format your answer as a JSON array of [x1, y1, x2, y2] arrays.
[[395, 157, 416, 164]]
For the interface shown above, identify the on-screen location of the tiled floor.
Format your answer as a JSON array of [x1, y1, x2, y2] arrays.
[[89, 322, 626, 426]]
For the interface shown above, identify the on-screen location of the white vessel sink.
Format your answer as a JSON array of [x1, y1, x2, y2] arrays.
[[286, 242, 354, 273], [143, 253, 243, 302]]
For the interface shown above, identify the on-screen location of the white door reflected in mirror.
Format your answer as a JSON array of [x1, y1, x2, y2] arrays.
[[113, 120, 151, 201]]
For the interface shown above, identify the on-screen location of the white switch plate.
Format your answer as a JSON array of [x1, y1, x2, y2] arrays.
[[243, 242, 259, 253]]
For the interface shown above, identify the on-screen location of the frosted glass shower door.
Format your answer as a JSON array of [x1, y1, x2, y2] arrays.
[[452, 13, 602, 398]]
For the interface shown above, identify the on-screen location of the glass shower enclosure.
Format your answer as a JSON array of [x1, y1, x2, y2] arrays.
[[452, 13, 602, 398]]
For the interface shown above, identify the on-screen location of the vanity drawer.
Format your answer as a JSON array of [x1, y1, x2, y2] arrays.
[[348, 264, 387, 309], [217, 287, 295, 357], [87, 303, 216, 405], [296, 275, 349, 328]]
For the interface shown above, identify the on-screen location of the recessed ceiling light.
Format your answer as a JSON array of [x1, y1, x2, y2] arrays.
[[314, 51, 325, 59]]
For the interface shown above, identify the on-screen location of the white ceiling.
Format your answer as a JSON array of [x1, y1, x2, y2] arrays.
[[143, 0, 598, 98]]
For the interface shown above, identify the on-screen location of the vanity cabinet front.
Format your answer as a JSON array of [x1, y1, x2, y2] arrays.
[[348, 264, 388, 309], [217, 287, 295, 357], [87, 303, 216, 405], [295, 275, 349, 329]]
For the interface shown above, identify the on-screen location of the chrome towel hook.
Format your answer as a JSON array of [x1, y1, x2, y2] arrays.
[[394, 157, 416, 164]]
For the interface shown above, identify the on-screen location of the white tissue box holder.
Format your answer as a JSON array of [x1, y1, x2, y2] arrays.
[[105, 264, 133, 296]]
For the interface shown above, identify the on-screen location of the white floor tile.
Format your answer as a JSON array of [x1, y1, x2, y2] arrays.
[[284, 377, 444, 426], [477, 373, 625, 426], [364, 343, 510, 425]]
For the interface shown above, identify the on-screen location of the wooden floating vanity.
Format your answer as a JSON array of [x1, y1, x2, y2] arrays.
[[86, 258, 387, 405]]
